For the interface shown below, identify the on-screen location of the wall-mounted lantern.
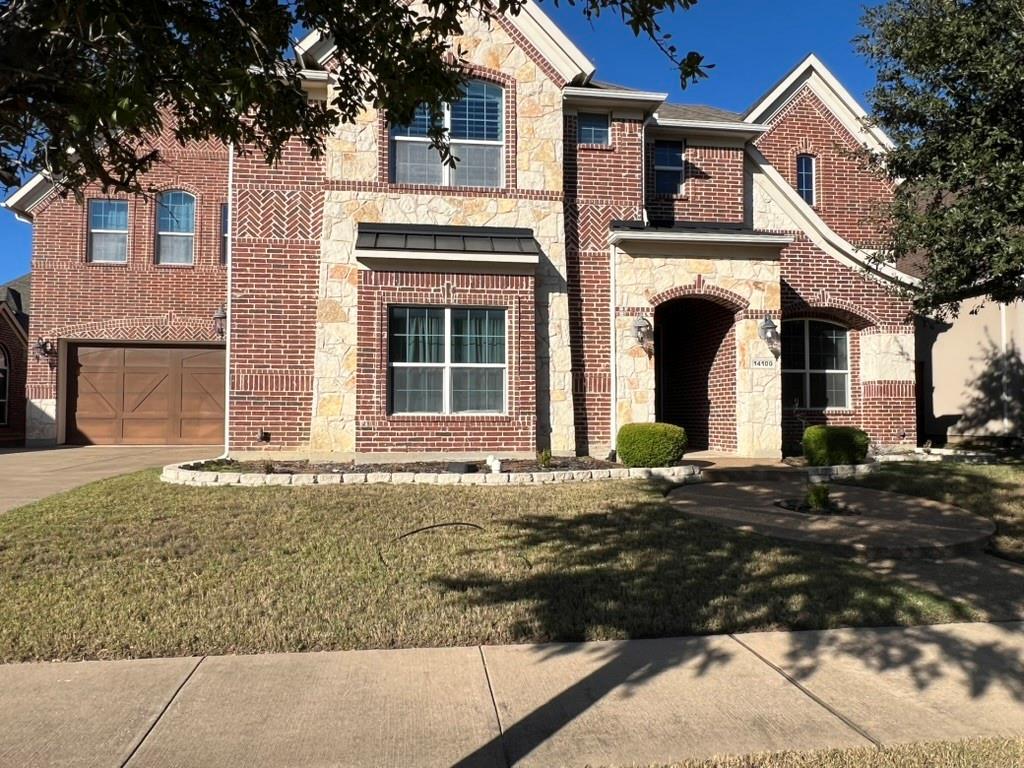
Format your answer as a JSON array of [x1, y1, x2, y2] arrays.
[[758, 316, 781, 358], [213, 304, 227, 339], [32, 338, 56, 368], [633, 316, 654, 355]]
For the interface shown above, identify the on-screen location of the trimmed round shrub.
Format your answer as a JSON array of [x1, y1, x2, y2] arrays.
[[802, 425, 870, 466], [616, 422, 688, 468]]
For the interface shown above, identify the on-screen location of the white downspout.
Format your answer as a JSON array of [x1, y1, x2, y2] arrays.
[[1001, 302, 1010, 433], [610, 242, 618, 455], [220, 143, 235, 459]]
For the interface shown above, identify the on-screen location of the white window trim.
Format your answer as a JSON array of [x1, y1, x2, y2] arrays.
[[577, 112, 611, 146], [0, 346, 7, 426], [87, 200, 129, 263], [392, 96, 505, 188], [782, 318, 851, 411], [156, 191, 196, 265], [796, 154, 816, 206], [653, 140, 685, 195], [389, 306, 508, 416]]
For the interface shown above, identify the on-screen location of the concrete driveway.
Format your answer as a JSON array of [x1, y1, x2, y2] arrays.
[[0, 446, 219, 513]]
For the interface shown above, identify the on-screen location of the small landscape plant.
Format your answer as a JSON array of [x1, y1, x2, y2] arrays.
[[537, 449, 552, 469], [803, 425, 870, 467], [616, 422, 687, 468], [806, 483, 830, 512]]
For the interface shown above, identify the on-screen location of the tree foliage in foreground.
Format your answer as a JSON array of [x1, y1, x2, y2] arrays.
[[859, 0, 1024, 316], [0, 0, 708, 197]]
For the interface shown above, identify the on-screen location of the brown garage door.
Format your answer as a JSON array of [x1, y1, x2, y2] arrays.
[[69, 344, 225, 445]]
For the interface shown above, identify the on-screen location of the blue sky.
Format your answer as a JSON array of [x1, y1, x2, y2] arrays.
[[0, 0, 877, 285]]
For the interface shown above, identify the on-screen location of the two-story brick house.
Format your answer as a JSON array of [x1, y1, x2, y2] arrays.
[[3, 4, 918, 459]]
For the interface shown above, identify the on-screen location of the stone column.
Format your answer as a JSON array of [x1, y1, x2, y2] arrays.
[[734, 317, 782, 458]]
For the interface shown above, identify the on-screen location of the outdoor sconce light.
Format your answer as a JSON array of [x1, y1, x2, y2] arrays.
[[758, 316, 782, 358], [212, 304, 227, 339], [633, 316, 654, 355], [32, 338, 56, 368]]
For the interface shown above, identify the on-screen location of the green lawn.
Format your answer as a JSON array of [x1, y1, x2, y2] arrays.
[[0, 471, 976, 662], [636, 737, 1024, 768], [844, 461, 1024, 562]]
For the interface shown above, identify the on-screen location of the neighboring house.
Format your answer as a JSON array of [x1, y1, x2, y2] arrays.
[[0, 273, 29, 446], [916, 298, 1023, 447], [2, 5, 923, 458]]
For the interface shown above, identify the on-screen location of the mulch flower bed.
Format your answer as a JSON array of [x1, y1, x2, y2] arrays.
[[184, 455, 618, 475], [774, 498, 860, 516]]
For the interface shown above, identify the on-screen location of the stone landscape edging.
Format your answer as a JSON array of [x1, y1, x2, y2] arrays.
[[160, 462, 704, 487], [806, 463, 878, 483]]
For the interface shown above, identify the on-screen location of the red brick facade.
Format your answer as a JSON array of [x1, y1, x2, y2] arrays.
[[0, 311, 26, 445], [21, 137, 227, 443], [11, 38, 917, 456]]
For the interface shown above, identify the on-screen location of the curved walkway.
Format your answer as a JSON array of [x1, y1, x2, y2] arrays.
[[667, 478, 995, 558]]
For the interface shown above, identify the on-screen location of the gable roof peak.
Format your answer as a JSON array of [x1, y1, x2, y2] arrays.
[[744, 52, 893, 152]]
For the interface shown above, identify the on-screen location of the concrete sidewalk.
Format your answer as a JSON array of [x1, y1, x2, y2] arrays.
[[0, 446, 218, 513], [1, 622, 1021, 768]]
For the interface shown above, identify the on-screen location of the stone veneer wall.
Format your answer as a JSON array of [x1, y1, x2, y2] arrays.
[[615, 257, 783, 458], [314, 11, 576, 456]]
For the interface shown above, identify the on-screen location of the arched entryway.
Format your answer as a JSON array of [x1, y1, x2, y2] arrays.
[[654, 298, 737, 452]]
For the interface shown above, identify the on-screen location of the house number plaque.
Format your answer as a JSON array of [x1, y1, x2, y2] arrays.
[[752, 358, 775, 368]]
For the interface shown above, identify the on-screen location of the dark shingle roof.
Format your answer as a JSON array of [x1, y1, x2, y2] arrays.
[[356, 223, 540, 255], [656, 103, 744, 123], [1, 272, 30, 332]]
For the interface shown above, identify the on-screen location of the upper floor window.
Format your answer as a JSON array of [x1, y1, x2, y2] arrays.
[[782, 319, 849, 409], [654, 141, 684, 195], [0, 346, 7, 426], [87, 199, 128, 263], [389, 306, 506, 414], [391, 80, 504, 188], [578, 113, 610, 145], [156, 190, 196, 265], [796, 154, 816, 205], [220, 202, 229, 264]]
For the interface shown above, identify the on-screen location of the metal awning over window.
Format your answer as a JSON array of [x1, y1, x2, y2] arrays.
[[355, 223, 541, 272]]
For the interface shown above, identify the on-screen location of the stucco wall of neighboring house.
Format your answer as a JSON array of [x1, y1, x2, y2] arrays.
[[20, 132, 227, 445], [918, 299, 1024, 444]]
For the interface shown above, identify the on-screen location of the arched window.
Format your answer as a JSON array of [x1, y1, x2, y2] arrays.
[[796, 154, 816, 205], [392, 80, 504, 188], [782, 319, 849, 409], [0, 346, 8, 426], [156, 190, 196, 265]]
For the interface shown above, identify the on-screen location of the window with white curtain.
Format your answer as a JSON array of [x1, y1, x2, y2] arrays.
[[391, 80, 504, 188], [88, 200, 129, 263], [156, 190, 196, 265], [389, 306, 506, 414], [0, 346, 8, 426], [782, 319, 850, 409]]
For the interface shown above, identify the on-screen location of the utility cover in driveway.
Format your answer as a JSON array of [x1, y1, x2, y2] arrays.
[[69, 344, 224, 445]]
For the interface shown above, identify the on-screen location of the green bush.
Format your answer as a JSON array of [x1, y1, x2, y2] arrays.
[[802, 425, 870, 466], [806, 483, 830, 511], [616, 422, 688, 468]]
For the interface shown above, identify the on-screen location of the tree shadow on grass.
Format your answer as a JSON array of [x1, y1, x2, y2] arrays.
[[435, 484, 1023, 766]]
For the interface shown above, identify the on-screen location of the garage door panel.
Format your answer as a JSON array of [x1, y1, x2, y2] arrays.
[[123, 373, 171, 416], [124, 347, 174, 367], [179, 419, 225, 443], [76, 347, 125, 368], [70, 345, 225, 446]]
